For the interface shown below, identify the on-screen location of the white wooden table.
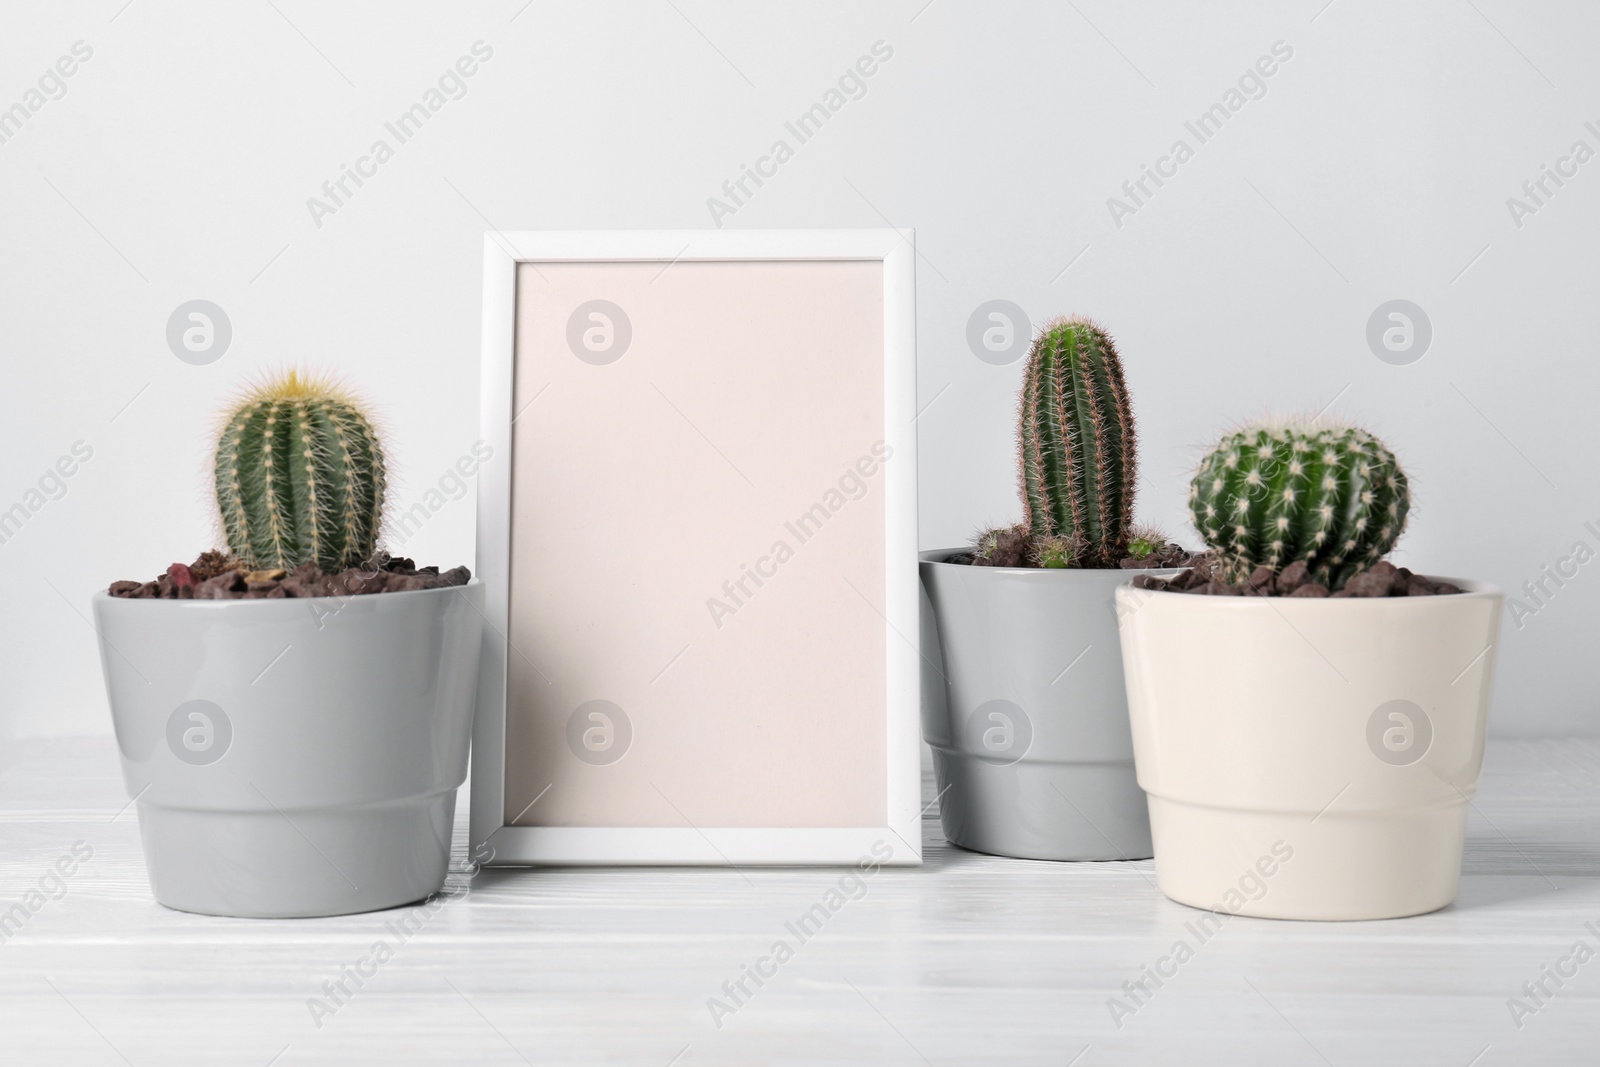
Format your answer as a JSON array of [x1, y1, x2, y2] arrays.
[[0, 737, 1595, 1065]]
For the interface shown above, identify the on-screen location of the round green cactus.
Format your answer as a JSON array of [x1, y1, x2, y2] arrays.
[[1017, 317, 1136, 567], [213, 371, 387, 572], [1189, 420, 1409, 590]]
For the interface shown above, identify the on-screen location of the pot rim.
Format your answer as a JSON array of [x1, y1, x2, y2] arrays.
[[919, 546, 1185, 578], [1114, 575, 1501, 602], [92, 576, 481, 608]]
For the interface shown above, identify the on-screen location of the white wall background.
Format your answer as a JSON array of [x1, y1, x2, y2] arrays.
[[2, 0, 1595, 739]]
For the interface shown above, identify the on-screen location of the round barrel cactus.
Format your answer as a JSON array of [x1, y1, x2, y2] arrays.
[[1017, 317, 1136, 567], [213, 371, 387, 572], [1190, 420, 1409, 589]]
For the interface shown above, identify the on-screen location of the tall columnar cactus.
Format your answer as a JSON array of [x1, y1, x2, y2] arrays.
[[1017, 317, 1137, 568], [213, 371, 386, 572], [1189, 420, 1410, 590]]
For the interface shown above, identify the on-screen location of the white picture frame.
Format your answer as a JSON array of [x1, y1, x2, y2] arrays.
[[470, 230, 921, 866]]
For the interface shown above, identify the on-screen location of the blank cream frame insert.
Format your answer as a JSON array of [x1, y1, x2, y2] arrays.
[[471, 230, 921, 866]]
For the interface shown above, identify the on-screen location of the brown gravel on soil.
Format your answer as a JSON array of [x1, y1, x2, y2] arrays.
[[108, 552, 471, 600], [1130, 558, 1461, 597], [1117, 542, 1191, 569], [956, 540, 1194, 570]]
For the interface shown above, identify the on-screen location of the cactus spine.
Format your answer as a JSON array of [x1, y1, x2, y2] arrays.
[[1017, 317, 1136, 567], [1189, 420, 1409, 590], [213, 371, 386, 572]]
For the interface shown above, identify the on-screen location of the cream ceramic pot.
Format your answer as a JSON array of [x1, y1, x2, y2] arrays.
[[94, 582, 484, 918], [1116, 578, 1503, 920]]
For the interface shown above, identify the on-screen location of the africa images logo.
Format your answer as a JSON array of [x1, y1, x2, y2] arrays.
[[1366, 700, 1432, 767], [965, 699, 1033, 767], [566, 700, 632, 766], [166, 700, 232, 766], [566, 300, 632, 365]]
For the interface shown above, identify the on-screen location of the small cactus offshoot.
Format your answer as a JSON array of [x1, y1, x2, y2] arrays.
[[1189, 419, 1409, 590], [971, 524, 1033, 568], [1126, 525, 1169, 561], [1033, 535, 1076, 569], [213, 370, 387, 572]]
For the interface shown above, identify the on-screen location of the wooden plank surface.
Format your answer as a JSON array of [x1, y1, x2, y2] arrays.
[[0, 736, 1595, 1065]]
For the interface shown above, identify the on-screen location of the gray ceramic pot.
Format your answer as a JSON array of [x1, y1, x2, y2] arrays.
[[920, 550, 1175, 861], [93, 581, 484, 918]]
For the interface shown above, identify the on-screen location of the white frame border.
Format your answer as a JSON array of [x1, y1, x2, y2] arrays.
[[471, 230, 921, 866]]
